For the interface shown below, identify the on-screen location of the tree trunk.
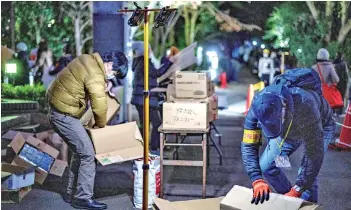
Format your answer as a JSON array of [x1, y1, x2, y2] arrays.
[[189, 9, 198, 44], [74, 17, 81, 56], [183, 6, 190, 46], [10, 2, 15, 50], [325, 1, 334, 43], [337, 21, 351, 44]]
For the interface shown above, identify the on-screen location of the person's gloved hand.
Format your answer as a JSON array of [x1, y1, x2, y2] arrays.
[[285, 187, 302, 198], [251, 179, 270, 205]]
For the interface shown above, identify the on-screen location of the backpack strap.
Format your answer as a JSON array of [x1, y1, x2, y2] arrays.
[[316, 64, 326, 84]]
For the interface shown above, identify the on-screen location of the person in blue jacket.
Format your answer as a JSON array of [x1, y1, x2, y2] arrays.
[[241, 69, 335, 205], [131, 42, 175, 155]]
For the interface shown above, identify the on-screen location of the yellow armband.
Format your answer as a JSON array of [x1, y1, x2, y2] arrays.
[[242, 129, 262, 144]]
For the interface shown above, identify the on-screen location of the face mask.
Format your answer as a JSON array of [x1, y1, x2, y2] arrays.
[[106, 72, 115, 80]]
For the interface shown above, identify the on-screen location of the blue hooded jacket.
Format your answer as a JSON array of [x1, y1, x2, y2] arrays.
[[241, 84, 335, 190]]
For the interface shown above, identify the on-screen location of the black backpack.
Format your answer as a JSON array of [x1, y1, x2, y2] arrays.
[[273, 68, 322, 95]]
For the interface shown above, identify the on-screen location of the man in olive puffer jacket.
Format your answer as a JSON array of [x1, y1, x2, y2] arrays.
[[47, 50, 128, 210]]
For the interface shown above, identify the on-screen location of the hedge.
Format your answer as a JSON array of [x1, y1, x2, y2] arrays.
[[1, 83, 46, 102]]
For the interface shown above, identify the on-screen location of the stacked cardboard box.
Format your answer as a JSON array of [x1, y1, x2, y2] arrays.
[[163, 71, 218, 130]]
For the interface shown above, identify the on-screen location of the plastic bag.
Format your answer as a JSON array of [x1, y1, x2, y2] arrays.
[[133, 155, 161, 209]]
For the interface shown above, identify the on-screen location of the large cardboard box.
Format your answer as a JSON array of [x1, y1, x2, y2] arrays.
[[36, 130, 69, 162], [153, 186, 322, 210], [9, 133, 68, 184], [1, 163, 35, 190], [162, 101, 209, 130], [87, 122, 144, 166], [175, 72, 211, 99], [80, 95, 121, 127], [220, 185, 322, 210]]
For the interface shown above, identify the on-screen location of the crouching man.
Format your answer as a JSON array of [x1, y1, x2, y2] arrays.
[[241, 70, 335, 205], [46, 50, 128, 209]]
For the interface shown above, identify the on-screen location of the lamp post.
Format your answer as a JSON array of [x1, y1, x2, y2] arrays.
[[118, 4, 177, 210]]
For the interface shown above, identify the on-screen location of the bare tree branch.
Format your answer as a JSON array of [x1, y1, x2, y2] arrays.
[[81, 35, 93, 48], [338, 19, 351, 44], [325, 1, 335, 43], [80, 19, 92, 34], [61, 6, 76, 19], [66, 1, 78, 11], [306, 1, 319, 22], [81, 1, 91, 11], [164, 10, 182, 39], [341, 1, 350, 28]]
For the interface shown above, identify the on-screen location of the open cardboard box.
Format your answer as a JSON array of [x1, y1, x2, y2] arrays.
[[9, 133, 68, 184], [80, 94, 121, 128], [153, 185, 322, 210], [87, 121, 144, 166]]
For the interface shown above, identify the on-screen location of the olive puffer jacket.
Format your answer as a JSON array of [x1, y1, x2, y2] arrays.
[[47, 53, 108, 127]]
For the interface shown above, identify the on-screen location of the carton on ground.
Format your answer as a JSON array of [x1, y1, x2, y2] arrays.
[[87, 121, 144, 166], [175, 72, 212, 99], [162, 101, 209, 130], [220, 185, 322, 210], [1, 163, 35, 190], [9, 133, 68, 184], [36, 130, 69, 162], [1, 186, 32, 204]]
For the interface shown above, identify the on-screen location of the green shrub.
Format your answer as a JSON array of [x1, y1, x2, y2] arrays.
[[1, 83, 46, 101]]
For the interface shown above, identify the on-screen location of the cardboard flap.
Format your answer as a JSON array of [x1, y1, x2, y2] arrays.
[[95, 145, 143, 165], [154, 197, 223, 210], [88, 122, 142, 155], [49, 159, 68, 177], [220, 185, 304, 210], [2, 130, 34, 141], [9, 133, 26, 154], [35, 130, 55, 142], [1, 163, 33, 175], [26, 136, 59, 159], [154, 198, 177, 210]]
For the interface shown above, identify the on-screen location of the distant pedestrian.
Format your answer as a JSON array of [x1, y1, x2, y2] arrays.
[[258, 49, 275, 86], [49, 43, 75, 76], [33, 40, 55, 88], [333, 52, 349, 115]]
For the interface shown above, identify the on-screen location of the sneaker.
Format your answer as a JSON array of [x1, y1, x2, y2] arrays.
[[62, 193, 72, 204]]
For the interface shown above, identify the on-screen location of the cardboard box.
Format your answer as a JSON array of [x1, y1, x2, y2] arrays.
[[166, 86, 218, 123], [87, 121, 144, 166], [175, 72, 211, 99], [36, 130, 69, 162], [162, 101, 209, 130], [153, 197, 224, 210], [1, 186, 31, 204], [10, 133, 68, 184], [1, 163, 35, 190], [80, 95, 121, 127], [220, 185, 322, 210]]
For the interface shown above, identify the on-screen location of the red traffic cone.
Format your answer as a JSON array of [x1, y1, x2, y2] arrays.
[[244, 84, 254, 115], [220, 72, 227, 89], [335, 104, 351, 151]]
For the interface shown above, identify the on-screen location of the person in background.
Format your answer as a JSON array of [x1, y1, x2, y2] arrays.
[[14, 42, 30, 85], [311, 48, 340, 112], [49, 43, 75, 76], [333, 52, 349, 116], [131, 42, 175, 155], [33, 40, 55, 88], [271, 51, 281, 77], [258, 49, 275, 86], [47, 50, 128, 209]]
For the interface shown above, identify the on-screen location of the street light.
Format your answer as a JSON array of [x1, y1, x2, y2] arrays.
[[118, 4, 178, 210], [297, 48, 302, 53], [5, 58, 17, 84], [261, 44, 265, 49], [252, 41, 257, 46]]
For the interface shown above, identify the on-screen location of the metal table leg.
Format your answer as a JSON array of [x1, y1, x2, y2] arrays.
[[202, 133, 207, 198], [160, 132, 164, 198]]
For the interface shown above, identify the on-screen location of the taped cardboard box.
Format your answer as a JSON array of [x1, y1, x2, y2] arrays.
[[87, 121, 144, 166], [163, 101, 209, 130], [175, 72, 212, 99], [1, 163, 35, 190], [9, 133, 68, 184], [153, 197, 224, 210], [166, 86, 218, 123], [220, 185, 322, 210], [80, 95, 121, 127]]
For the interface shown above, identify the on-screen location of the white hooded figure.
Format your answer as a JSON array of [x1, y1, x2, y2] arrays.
[[258, 49, 275, 86]]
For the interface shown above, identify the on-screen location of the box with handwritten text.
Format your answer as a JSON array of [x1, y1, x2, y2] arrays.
[[162, 102, 209, 130]]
